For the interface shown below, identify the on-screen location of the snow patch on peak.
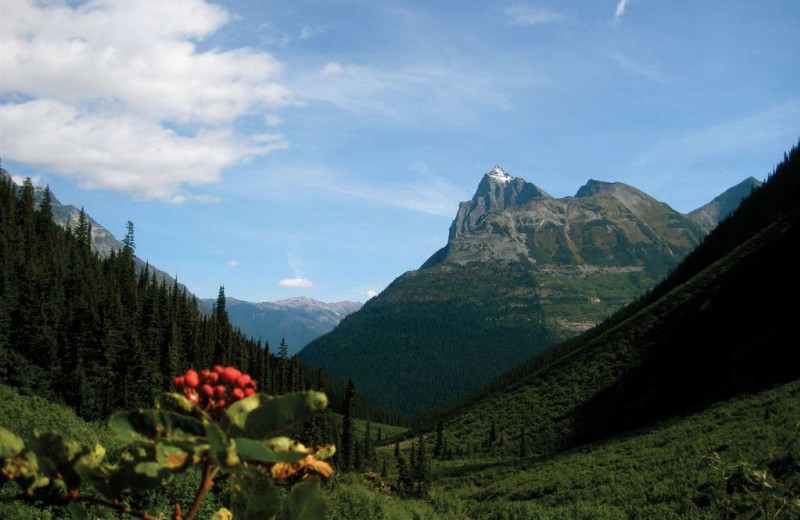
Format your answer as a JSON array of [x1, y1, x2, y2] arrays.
[[488, 165, 513, 184]]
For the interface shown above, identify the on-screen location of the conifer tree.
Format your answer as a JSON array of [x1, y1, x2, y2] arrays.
[[520, 426, 527, 457], [413, 435, 430, 498], [341, 378, 356, 472], [434, 420, 444, 458], [278, 338, 289, 394]]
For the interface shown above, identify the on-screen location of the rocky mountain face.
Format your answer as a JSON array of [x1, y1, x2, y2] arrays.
[[204, 297, 362, 356], [688, 177, 762, 233], [299, 167, 758, 413]]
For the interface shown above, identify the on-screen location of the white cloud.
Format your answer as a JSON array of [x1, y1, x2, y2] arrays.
[[321, 62, 345, 76], [265, 114, 284, 127], [363, 289, 378, 299], [614, 0, 634, 22], [504, 4, 563, 26], [227, 260, 238, 267], [279, 277, 314, 288], [10, 174, 41, 186], [0, 100, 288, 202], [300, 25, 313, 40], [0, 0, 294, 202]]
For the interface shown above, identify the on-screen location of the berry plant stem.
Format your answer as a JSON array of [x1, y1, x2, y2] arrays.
[[184, 459, 220, 520]]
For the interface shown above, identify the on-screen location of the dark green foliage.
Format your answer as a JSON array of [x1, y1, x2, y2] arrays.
[[0, 172, 406, 428], [299, 261, 555, 414], [341, 379, 356, 472]]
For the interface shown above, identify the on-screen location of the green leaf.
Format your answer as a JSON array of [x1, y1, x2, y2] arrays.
[[156, 392, 208, 420], [155, 443, 190, 470], [231, 466, 282, 520], [66, 502, 89, 520], [102, 445, 186, 496], [235, 437, 305, 463], [109, 409, 206, 445], [224, 392, 328, 440], [28, 432, 96, 490], [1, 450, 50, 491], [210, 508, 234, 520], [205, 421, 239, 468], [281, 476, 326, 520], [0, 427, 25, 459]]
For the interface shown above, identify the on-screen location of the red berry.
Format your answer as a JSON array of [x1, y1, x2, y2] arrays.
[[184, 370, 200, 388], [172, 376, 183, 388], [214, 385, 227, 399], [200, 369, 211, 380], [244, 388, 255, 397], [235, 374, 251, 388], [217, 400, 226, 408], [221, 367, 241, 383], [200, 384, 214, 397], [213, 365, 224, 374], [231, 388, 245, 400], [207, 372, 219, 384]]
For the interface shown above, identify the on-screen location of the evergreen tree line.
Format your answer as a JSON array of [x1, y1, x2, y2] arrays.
[[392, 433, 431, 498], [0, 175, 407, 426]]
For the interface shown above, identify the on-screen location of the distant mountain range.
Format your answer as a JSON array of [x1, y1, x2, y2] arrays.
[[202, 297, 362, 356], [299, 166, 761, 413]]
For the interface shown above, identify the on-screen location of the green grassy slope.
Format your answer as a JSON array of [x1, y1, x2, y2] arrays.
[[441, 203, 800, 458], [328, 379, 800, 519]]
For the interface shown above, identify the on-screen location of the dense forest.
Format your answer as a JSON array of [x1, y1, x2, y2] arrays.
[[0, 173, 406, 426]]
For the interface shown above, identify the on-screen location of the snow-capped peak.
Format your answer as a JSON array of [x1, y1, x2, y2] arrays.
[[488, 165, 513, 184]]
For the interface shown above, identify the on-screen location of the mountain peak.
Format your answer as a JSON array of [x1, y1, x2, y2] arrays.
[[446, 166, 551, 241], [689, 176, 763, 233], [487, 165, 513, 184]]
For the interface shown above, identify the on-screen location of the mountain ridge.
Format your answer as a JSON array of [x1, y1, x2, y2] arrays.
[[299, 167, 759, 413], [205, 296, 362, 356]]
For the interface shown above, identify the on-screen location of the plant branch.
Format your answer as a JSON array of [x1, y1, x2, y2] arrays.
[[1, 490, 164, 520], [184, 459, 220, 520]]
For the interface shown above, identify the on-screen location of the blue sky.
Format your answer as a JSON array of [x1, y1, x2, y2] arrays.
[[2, 0, 798, 303]]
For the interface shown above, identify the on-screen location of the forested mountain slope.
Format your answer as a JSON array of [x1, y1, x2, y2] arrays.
[[0, 174, 404, 426], [300, 166, 755, 414], [438, 143, 800, 456]]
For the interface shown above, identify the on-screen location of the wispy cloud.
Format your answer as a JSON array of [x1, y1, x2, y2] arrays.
[[295, 62, 525, 125], [0, 0, 293, 202], [227, 260, 238, 267], [611, 53, 669, 83], [363, 289, 378, 299], [325, 171, 469, 217], [279, 277, 313, 288], [504, 4, 563, 26], [614, 0, 634, 22], [632, 99, 800, 170]]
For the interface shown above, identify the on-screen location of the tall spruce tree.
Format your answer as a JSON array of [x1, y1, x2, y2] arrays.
[[341, 378, 356, 472], [434, 420, 444, 458]]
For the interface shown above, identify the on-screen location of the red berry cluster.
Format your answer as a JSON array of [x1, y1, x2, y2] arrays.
[[173, 366, 258, 412]]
